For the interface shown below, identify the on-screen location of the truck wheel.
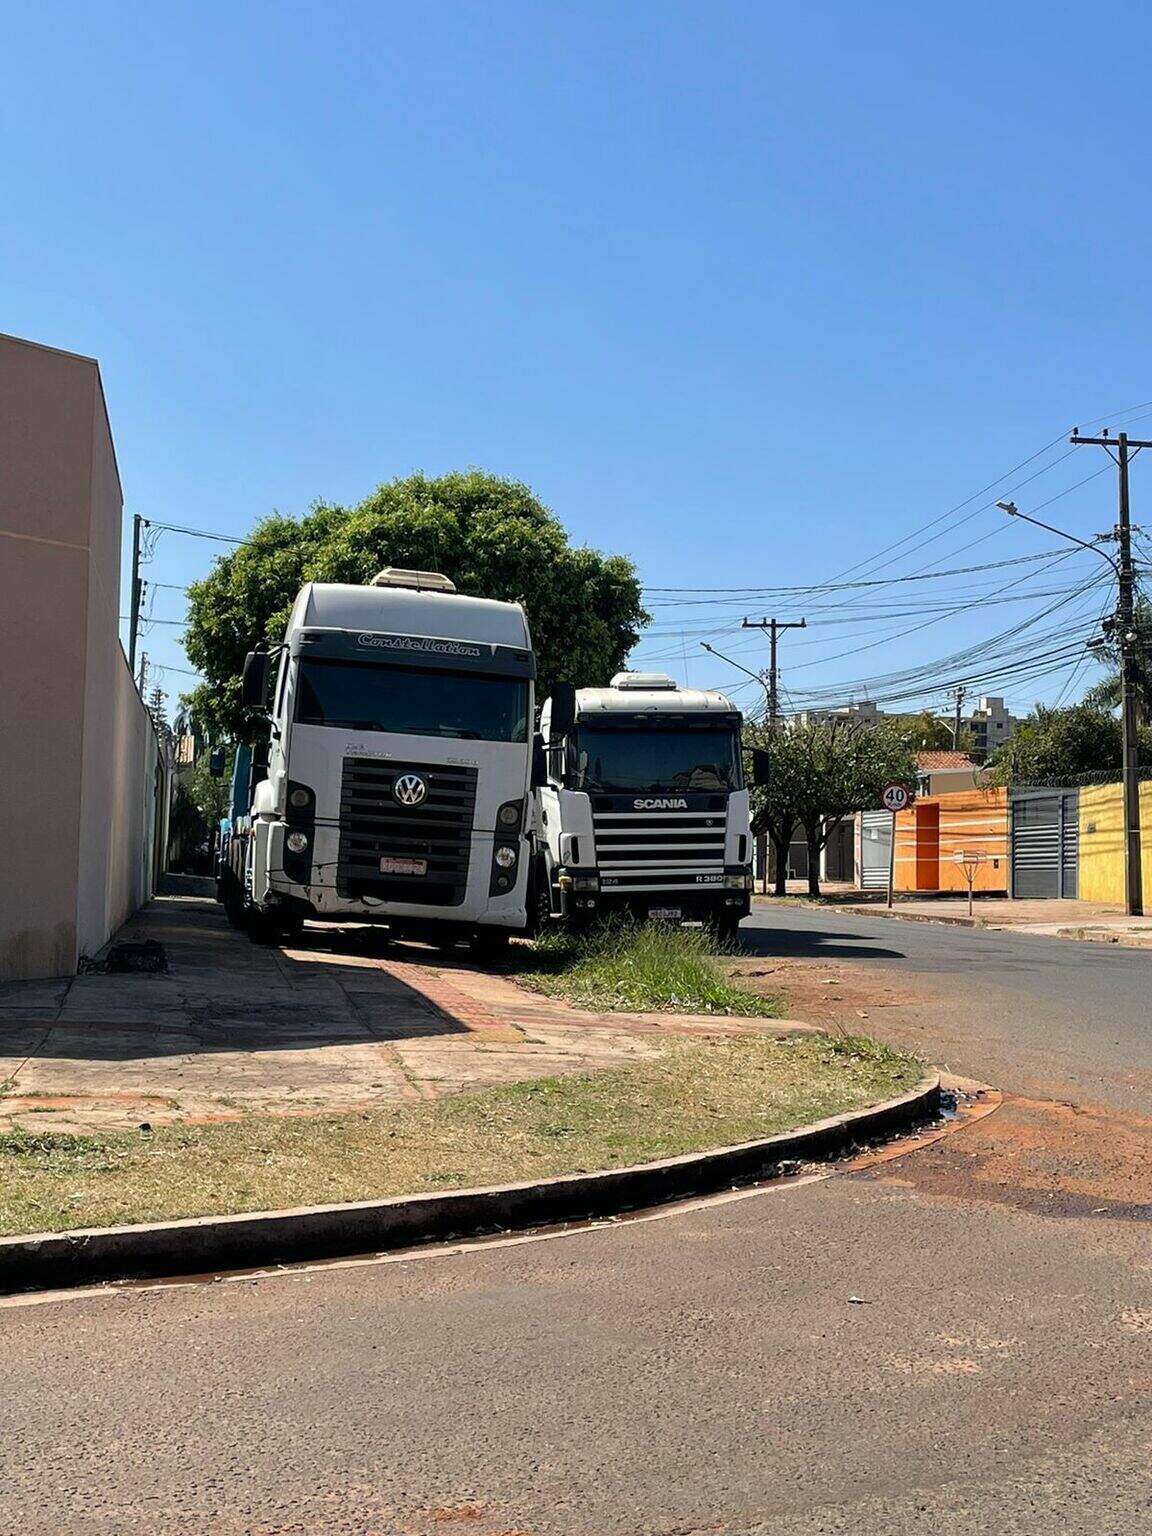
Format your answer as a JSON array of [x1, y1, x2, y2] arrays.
[[221, 872, 247, 929], [247, 907, 287, 946], [532, 865, 554, 937], [470, 928, 511, 964], [709, 915, 742, 950]]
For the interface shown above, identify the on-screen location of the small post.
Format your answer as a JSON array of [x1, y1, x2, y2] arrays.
[[886, 809, 897, 909]]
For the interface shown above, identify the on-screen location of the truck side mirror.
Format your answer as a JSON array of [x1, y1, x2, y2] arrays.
[[531, 732, 547, 788], [550, 682, 576, 739], [241, 648, 271, 710], [208, 746, 226, 779], [751, 748, 771, 787]]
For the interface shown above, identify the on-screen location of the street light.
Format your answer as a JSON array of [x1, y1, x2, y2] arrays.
[[699, 642, 771, 702], [996, 500, 1120, 575]]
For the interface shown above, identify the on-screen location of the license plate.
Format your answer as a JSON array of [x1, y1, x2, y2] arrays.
[[649, 906, 682, 922], [380, 856, 427, 876]]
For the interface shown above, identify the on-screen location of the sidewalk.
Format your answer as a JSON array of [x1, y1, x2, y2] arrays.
[[0, 898, 809, 1135], [756, 890, 1152, 945]]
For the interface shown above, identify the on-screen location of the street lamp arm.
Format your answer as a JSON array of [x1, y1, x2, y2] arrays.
[[996, 501, 1120, 577], [699, 642, 770, 693]]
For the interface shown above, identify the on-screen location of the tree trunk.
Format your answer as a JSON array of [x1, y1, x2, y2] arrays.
[[806, 823, 822, 898], [770, 830, 789, 896]]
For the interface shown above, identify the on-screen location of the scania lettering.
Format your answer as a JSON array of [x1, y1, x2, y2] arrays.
[[534, 672, 755, 942], [221, 569, 534, 957]]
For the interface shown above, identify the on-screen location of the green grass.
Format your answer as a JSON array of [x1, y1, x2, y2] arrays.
[[0, 1034, 920, 1237], [512, 919, 783, 1016]]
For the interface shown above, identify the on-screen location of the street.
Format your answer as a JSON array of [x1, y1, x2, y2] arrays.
[[743, 905, 1152, 1114], [3, 910, 1150, 1535]]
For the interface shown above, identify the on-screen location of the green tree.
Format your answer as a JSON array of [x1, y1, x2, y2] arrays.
[[168, 748, 235, 870], [986, 702, 1151, 785], [183, 472, 648, 739], [888, 710, 971, 754], [748, 719, 916, 897]]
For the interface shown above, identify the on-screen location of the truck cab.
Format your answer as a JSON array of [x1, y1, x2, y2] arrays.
[[534, 672, 753, 941], [226, 569, 534, 955]]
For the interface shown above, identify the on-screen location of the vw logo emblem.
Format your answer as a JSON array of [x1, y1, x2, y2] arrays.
[[393, 773, 428, 807]]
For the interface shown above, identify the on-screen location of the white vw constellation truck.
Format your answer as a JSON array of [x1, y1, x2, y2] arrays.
[[222, 569, 535, 955], [533, 672, 755, 942]]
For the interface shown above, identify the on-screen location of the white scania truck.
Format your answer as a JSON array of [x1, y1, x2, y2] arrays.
[[221, 569, 534, 955], [533, 672, 754, 942]]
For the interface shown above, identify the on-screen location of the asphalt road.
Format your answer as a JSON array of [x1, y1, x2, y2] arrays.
[[743, 904, 1152, 1114], [3, 911, 1150, 1536]]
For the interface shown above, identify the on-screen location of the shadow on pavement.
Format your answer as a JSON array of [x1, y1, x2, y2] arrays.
[[738, 921, 906, 962]]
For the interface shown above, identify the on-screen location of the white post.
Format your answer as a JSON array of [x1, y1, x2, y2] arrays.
[[887, 809, 897, 909]]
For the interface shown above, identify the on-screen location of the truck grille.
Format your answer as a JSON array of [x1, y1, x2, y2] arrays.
[[592, 798, 728, 892], [337, 757, 477, 906]]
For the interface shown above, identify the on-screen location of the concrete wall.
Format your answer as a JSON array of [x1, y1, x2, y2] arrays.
[[0, 333, 164, 980], [1078, 783, 1152, 908], [892, 787, 1008, 895]]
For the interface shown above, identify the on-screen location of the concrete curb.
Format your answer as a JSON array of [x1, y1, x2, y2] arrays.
[[756, 898, 981, 927], [0, 1074, 941, 1295]]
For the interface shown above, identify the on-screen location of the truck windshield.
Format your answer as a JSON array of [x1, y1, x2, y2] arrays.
[[295, 659, 529, 743], [574, 726, 741, 792]]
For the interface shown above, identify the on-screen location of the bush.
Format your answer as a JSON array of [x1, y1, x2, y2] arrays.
[[525, 918, 780, 1017]]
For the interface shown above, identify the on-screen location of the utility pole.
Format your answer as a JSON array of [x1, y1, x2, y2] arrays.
[[1069, 429, 1150, 917], [739, 617, 807, 892], [948, 684, 967, 750], [740, 617, 808, 723], [128, 513, 146, 679]]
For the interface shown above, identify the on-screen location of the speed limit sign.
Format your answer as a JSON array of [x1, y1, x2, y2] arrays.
[[881, 782, 912, 813]]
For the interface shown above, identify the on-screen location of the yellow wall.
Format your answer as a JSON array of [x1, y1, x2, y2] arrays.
[[1078, 782, 1152, 907]]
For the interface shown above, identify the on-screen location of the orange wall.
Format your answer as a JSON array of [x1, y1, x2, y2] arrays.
[[893, 787, 1008, 894]]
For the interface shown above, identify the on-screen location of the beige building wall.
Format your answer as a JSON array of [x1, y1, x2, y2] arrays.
[[0, 332, 165, 980]]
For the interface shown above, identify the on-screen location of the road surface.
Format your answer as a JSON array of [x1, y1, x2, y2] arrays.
[[3, 909, 1149, 1535]]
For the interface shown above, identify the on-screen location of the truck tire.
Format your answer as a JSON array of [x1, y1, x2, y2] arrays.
[[470, 927, 511, 964], [709, 915, 743, 950], [221, 871, 247, 929], [247, 907, 288, 946], [528, 855, 554, 938]]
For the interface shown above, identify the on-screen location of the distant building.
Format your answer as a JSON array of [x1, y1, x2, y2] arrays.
[[964, 696, 1019, 757], [915, 750, 987, 796], [797, 694, 1020, 759]]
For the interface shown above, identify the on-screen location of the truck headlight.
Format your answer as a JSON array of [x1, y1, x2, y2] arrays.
[[286, 831, 309, 854], [724, 873, 752, 890], [497, 801, 522, 828], [494, 845, 517, 869], [571, 874, 599, 892]]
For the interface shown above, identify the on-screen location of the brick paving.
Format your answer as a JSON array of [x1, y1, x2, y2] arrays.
[[0, 898, 810, 1133]]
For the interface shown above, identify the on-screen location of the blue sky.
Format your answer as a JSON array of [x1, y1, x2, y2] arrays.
[[3, 1, 1150, 720]]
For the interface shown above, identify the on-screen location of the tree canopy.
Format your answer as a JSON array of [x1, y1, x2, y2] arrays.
[[747, 718, 916, 896], [183, 471, 648, 738], [986, 702, 1151, 785], [887, 710, 968, 754]]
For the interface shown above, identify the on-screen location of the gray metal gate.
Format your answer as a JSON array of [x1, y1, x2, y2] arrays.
[[861, 810, 892, 890], [1010, 789, 1078, 899]]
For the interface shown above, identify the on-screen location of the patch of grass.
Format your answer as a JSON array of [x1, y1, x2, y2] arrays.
[[513, 919, 783, 1016], [0, 1034, 921, 1237]]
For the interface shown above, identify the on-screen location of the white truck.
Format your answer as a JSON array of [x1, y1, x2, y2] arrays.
[[222, 569, 535, 955], [533, 672, 754, 942]]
